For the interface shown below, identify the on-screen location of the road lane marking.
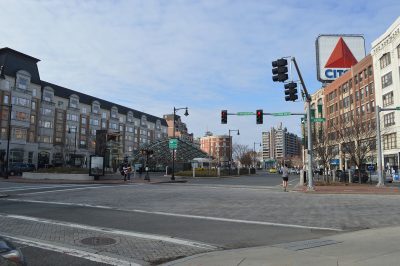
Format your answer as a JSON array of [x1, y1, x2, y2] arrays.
[[0, 184, 97, 192], [16, 184, 133, 195], [2, 199, 343, 232], [0, 233, 139, 266], [0, 213, 217, 250]]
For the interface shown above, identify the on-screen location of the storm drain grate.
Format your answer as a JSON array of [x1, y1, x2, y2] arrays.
[[274, 239, 340, 251], [80, 237, 117, 246]]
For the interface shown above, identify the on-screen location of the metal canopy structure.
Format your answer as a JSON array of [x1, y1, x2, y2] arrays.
[[131, 138, 208, 169]]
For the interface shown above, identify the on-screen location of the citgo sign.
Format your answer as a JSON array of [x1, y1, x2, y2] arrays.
[[316, 35, 366, 82]]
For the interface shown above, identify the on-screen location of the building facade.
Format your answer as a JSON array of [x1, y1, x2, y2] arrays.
[[371, 17, 400, 171], [200, 134, 231, 166], [262, 123, 301, 165], [163, 114, 193, 142], [0, 48, 168, 171], [324, 54, 376, 170]]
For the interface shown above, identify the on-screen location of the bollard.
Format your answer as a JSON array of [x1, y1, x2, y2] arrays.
[[217, 167, 220, 177], [193, 167, 195, 178]]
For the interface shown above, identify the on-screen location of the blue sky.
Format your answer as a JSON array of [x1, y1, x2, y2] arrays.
[[1, 0, 399, 148]]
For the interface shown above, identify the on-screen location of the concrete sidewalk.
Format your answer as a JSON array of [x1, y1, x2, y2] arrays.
[[292, 183, 400, 194], [164, 225, 400, 266]]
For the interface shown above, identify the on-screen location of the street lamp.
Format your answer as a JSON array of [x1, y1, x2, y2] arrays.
[[228, 129, 240, 175], [171, 107, 189, 180], [68, 126, 77, 166], [2, 103, 12, 179], [253, 142, 261, 168]]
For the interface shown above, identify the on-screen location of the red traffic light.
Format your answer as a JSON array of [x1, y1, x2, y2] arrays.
[[221, 110, 227, 124], [256, 109, 263, 124]]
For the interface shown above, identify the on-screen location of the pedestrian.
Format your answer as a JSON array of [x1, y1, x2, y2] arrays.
[[122, 164, 128, 181], [282, 164, 289, 192], [139, 166, 143, 179]]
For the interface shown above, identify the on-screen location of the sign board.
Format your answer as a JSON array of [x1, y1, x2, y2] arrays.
[[311, 117, 326, 122], [169, 138, 178, 149], [396, 107, 400, 110], [272, 112, 291, 116], [237, 112, 255, 116], [367, 165, 375, 171], [89, 155, 105, 178], [316, 35, 366, 82], [330, 159, 339, 165]]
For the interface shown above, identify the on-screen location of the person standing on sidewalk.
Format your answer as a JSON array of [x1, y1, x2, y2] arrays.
[[282, 164, 289, 192]]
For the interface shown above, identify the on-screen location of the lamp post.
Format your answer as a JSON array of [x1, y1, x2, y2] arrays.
[[228, 129, 240, 175], [68, 126, 77, 166], [171, 107, 189, 180], [253, 142, 261, 168]]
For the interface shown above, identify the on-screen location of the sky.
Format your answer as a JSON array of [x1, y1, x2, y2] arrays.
[[1, 0, 399, 149]]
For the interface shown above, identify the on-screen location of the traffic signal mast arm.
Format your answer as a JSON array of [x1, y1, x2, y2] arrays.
[[291, 57, 311, 102]]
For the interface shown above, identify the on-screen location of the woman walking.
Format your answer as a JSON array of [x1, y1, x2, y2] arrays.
[[282, 164, 289, 192]]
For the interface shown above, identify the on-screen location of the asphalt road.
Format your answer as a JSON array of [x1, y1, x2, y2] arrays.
[[1, 172, 400, 265]]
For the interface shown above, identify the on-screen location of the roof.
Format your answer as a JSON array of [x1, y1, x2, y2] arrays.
[[0, 47, 41, 84], [42, 80, 168, 126]]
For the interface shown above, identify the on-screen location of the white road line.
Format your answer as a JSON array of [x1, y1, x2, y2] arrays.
[[0, 213, 217, 249], [0, 184, 96, 192], [177, 184, 277, 190], [0, 233, 139, 266], [18, 184, 131, 195], [2, 199, 343, 232]]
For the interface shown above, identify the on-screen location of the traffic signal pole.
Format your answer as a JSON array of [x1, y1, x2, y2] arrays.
[[292, 57, 314, 190]]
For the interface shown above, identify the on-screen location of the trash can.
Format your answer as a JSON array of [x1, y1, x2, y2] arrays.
[[250, 168, 256, 174]]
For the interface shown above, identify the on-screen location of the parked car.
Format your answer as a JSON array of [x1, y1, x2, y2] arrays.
[[352, 169, 369, 183], [335, 170, 349, 182], [269, 168, 277, 173], [0, 237, 26, 265], [8, 163, 35, 176]]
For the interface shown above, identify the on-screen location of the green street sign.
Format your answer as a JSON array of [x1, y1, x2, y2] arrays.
[[311, 117, 326, 122], [237, 112, 255, 116], [169, 138, 178, 149], [272, 112, 291, 116], [396, 107, 400, 110]]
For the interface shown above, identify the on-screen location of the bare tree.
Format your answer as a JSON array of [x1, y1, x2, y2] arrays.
[[334, 114, 376, 182], [312, 129, 336, 182], [232, 143, 250, 167]]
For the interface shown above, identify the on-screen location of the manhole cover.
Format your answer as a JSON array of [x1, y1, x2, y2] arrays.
[[80, 237, 116, 246]]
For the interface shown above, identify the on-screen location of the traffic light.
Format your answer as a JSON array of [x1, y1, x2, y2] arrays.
[[256, 109, 263, 124], [221, 110, 227, 124], [284, 82, 298, 101], [272, 58, 288, 82]]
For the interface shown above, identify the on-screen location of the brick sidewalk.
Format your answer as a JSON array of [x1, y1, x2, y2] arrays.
[[293, 183, 400, 194]]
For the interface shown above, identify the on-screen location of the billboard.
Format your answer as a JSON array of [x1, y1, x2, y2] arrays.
[[316, 35, 365, 82]]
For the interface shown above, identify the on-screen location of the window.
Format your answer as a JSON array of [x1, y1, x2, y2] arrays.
[[110, 122, 118, 130], [111, 107, 118, 119], [371, 101, 375, 112], [14, 128, 27, 140], [69, 97, 79, 108], [381, 72, 392, 88], [32, 89, 36, 97], [102, 112, 107, 119], [119, 125, 124, 131], [370, 82, 374, 95], [58, 101, 64, 107], [383, 133, 397, 150], [398, 44, 400, 58], [368, 65, 373, 76], [119, 117, 124, 123], [384, 112, 395, 127], [40, 120, 53, 128], [41, 108, 52, 116], [31, 101, 36, 110], [102, 122, 106, 129], [383, 91, 394, 107], [81, 128, 86, 135], [380, 53, 391, 69], [67, 113, 79, 121], [30, 115, 35, 124], [3, 95, 9, 104], [12, 96, 30, 107], [92, 101, 100, 114], [81, 117, 86, 125], [17, 76, 28, 90], [82, 107, 87, 114], [12, 111, 29, 122], [43, 91, 53, 102], [90, 118, 99, 126]]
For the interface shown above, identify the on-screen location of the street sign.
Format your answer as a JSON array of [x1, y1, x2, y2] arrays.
[[271, 112, 291, 116], [396, 107, 400, 110], [237, 112, 255, 116], [367, 165, 375, 171], [311, 117, 326, 122], [169, 139, 178, 149]]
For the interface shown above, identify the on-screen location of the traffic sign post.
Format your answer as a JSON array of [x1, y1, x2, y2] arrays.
[[169, 139, 178, 150]]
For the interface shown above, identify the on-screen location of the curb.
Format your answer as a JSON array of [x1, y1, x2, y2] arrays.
[[0, 193, 9, 198]]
